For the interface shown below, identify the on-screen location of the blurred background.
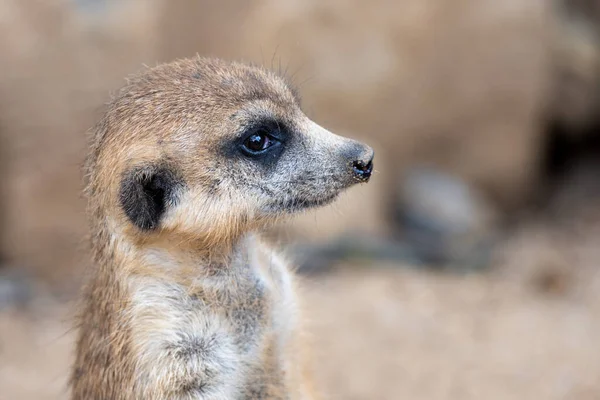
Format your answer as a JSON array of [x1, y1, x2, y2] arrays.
[[1, 0, 599, 398]]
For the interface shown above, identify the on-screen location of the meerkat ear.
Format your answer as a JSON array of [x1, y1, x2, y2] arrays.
[[119, 165, 180, 231]]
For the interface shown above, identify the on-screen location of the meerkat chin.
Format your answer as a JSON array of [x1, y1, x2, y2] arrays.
[[72, 56, 373, 400]]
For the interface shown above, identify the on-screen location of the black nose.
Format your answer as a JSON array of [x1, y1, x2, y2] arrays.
[[352, 155, 374, 182]]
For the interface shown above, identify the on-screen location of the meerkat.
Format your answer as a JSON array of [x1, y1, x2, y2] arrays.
[[71, 57, 374, 399]]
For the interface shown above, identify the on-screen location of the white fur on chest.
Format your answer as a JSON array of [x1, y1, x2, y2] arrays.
[[125, 237, 298, 399]]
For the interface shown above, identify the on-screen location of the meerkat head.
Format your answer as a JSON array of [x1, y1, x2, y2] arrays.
[[87, 57, 373, 249]]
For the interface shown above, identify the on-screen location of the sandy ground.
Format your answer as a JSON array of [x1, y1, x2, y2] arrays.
[[306, 268, 600, 400], [1, 214, 600, 400]]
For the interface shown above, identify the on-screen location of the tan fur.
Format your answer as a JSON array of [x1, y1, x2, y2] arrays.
[[71, 57, 372, 399]]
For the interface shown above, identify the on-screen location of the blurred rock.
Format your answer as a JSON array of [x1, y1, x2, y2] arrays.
[[394, 166, 499, 270], [0, 267, 32, 310]]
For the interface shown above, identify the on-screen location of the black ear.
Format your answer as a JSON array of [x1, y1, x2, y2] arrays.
[[119, 165, 181, 231]]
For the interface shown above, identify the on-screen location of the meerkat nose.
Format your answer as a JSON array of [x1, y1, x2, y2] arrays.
[[352, 157, 374, 181], [346, 144, 374, 182]]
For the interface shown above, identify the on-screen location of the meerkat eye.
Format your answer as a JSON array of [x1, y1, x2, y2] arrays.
[[241, 129, 279, 156]]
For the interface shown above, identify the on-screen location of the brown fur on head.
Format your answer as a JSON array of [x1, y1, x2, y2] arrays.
[[86, 57, 373, 254]]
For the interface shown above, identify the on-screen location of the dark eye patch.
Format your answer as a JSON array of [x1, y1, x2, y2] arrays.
[[222, 118, 291, 170]]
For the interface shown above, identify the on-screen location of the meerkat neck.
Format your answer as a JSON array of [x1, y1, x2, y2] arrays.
[[93, 222, 258, 286]]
